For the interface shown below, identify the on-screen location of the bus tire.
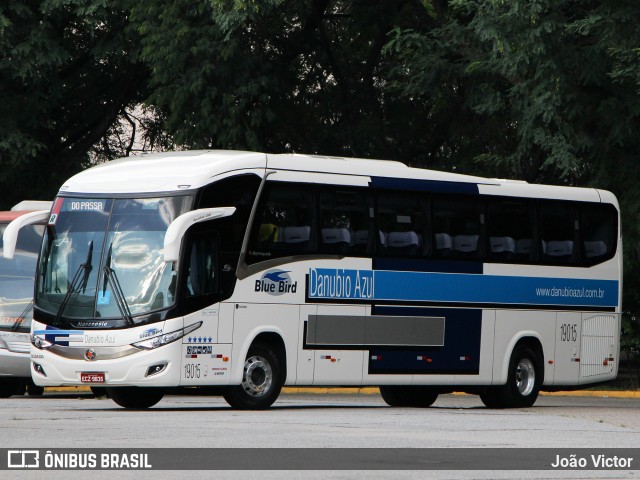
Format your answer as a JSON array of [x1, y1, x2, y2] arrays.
[[481, 345, 541, 409], [379, 386, 439, 407], [479, 387, 503, 408], [223, 342, 283, 410], [90, 387, 109, 397], [0, 379, 23, 398], [26, 381, 45, 396], [106, 387, 164, 409]]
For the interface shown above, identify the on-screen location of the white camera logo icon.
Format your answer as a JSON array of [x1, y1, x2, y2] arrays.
[[8, 450, 40, 468]]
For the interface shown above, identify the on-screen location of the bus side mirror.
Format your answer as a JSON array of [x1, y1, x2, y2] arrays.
[[163, 207, 235, 263], [2, 210, 50, 259]]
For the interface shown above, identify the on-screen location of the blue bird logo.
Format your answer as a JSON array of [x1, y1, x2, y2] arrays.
[[263, 271, 290, 282]]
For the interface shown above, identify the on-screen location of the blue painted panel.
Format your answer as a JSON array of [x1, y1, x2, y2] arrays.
[[370, 177, 480, 195], [307, 268, 618, 309], [368, 307, 482, 375]]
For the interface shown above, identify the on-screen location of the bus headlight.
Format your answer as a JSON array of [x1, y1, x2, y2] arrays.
[[31, 335, 54, 350], [132, 321, 202, 350]]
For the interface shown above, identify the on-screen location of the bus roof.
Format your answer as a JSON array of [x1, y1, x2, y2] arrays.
[[59, 150, 495, 195], [60, 151, 267, 194], [56, 150, 614, 205]]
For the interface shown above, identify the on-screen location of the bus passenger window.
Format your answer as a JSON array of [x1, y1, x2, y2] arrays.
[[258, 222, 278, 245], [486, 200, 534, 262], [432, 196, 480, 259], [281, 225, 311, 246], [246, 182, 316, 264], [321, 227, 350, 252], [319, 188, 373, 256], [435, 233, 452, 254], [581, 204, 616, 265], [376, 191, 429, 257], [539, 202, 577, 264]]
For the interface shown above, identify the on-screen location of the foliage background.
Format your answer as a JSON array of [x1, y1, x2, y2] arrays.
[[2, 0, 639, 385]]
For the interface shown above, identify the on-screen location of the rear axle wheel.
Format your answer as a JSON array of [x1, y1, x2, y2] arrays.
[[481, 345, 542, 409]]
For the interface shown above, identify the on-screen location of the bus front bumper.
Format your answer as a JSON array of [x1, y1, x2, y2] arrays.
[[30, 341, 182, 387]]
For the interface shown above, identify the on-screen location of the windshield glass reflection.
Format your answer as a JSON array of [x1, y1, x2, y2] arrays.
[[35, 196, 192, 325]]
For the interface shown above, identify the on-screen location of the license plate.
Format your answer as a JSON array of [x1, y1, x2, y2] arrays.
[[80, 372, 105, 383]]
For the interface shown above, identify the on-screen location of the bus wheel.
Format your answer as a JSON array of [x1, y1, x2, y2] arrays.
[[106, 387, 164, 409], [26, 381, 45, 396], [379, 386, 438, 407], [90, 387, 109, 397], [0, 379, 23, 398], [479, 388, 502, 408], [480, 345, 541, 409], [223, 342, 283, 410]]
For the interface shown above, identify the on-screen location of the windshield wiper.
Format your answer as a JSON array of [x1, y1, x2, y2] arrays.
[[54, 241, 93, 325], [102, 243, 134, 326], [80, 241, 93, 294]]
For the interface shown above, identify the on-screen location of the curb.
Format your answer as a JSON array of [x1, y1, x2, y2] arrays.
[[540, 390, 640, 399], [45, 386, 92, 393], [282, 388, 640, 399]]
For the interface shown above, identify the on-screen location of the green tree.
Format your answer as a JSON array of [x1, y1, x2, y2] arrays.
[[0, 0, 148, 209], [131, 0, 449, 163], [386, 0, 635, 183]]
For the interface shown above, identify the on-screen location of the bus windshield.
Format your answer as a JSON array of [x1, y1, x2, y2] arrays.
[[35, 196, 192, 326], [0, 222, 44, 332]]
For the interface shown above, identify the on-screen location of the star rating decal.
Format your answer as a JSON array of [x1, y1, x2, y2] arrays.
[[187, 336, 214, 343]]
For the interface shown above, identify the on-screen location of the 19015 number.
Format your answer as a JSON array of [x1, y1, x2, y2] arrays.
[[184, 363, 201, 379], [560, 323, 578, 342]]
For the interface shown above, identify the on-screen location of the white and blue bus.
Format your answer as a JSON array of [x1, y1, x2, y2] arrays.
[[9, 151, 620, 409]]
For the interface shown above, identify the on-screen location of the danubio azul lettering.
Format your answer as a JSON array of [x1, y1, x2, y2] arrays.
[[307, 268, 617, 308], [308, 269, 374, 300]]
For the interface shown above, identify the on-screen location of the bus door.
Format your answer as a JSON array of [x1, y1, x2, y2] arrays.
[[179, 228, 223, 385]]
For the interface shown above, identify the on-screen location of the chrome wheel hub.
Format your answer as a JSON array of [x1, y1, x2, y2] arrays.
[[516, 358, 535, 396], [242, 355, 273, 397]]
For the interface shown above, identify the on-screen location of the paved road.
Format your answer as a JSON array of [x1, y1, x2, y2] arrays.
[[1, 391, 639, 479]]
